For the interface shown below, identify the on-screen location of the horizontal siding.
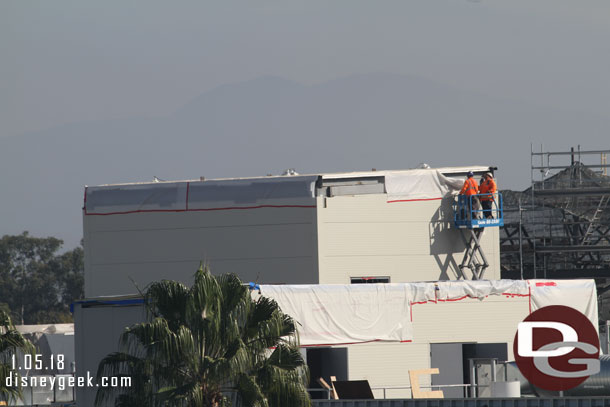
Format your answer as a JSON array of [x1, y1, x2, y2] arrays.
[[89, 224, 315, 264], [84, 207, 318, 297], [411, 296, 528, 359], [317, 195, 501, 283], [319, 254, 468, 283], [322, 194, 441, 222], [85, 207, 315, 231]]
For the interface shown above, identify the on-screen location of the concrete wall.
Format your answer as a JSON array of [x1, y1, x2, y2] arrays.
[[84, 207, 319, 297], [316, 194, 501, 283]]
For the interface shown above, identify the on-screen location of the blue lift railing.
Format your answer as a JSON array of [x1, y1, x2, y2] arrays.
[[454, 193, 504, 229]]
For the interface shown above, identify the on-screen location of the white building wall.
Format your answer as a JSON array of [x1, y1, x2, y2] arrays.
[[332, 295, 528, 397], [316, 194, 500, 283], [347, 342, 430, 398], [84, 207, 319, 297]]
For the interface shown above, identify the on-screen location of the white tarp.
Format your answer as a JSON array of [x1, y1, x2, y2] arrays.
[[436, 280, 528, 301], [529, 279, 598, 330], [258, 284, 412, 346], [258, 279, 598, 346], [385, 169, 464, 202]]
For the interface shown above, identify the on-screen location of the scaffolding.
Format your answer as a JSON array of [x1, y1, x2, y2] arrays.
[[500, 146, 610, 281]]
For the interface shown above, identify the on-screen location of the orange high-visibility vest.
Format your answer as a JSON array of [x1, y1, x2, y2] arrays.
[[479, 179, 497, 201], [460, 177, 479, 196]]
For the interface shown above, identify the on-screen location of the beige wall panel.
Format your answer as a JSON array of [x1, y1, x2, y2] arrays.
[[87, 256, 318, 297], [84, 208, 315, 232], [322, 194, 441, 221], [411, 297, 529, 347], [317, 195, 501, 282], [346, 342, 430, 398], [84, 207, 318, 297], [89, 224, 314, 264], [321, 223, 435, 255], [318, 255, 467, 283]]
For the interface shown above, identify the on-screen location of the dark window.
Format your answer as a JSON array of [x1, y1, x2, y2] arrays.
[[350, 277, 390, 284]]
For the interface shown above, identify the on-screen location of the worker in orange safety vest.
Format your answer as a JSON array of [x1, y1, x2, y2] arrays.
[[459, 171, 480, 219], [479, 172, 497, 219]]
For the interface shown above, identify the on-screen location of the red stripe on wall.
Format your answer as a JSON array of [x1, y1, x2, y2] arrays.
[[84, 204, 316, 216], [387, 197, 443, 203]]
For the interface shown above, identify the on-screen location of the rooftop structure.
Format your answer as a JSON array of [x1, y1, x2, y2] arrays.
[[82, 166, 500, 297]]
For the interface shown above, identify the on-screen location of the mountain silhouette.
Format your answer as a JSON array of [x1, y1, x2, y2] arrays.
[[2, 73, 609, 248]]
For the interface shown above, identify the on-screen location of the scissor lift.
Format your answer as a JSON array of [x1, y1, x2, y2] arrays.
[[453, 193, 503, 280]]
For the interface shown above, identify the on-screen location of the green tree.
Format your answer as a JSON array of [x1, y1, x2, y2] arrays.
[[0, 232, 84, 324], [0, 310, 35, 403], [96, 266, 311, 407]]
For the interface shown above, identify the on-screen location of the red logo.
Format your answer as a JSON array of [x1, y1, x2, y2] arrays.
[[513, 305, 599, 391]]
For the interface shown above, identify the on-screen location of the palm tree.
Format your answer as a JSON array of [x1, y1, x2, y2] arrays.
[[0, 310, 35, 404], [96, 265, 311, 407]]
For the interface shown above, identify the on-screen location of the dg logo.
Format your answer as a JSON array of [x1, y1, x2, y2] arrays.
[[514, 305, 600, 391]]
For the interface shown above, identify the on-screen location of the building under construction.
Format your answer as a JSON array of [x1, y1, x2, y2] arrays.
[[500, 147, 610, 313]]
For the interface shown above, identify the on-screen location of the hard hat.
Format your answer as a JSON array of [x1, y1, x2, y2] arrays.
[[467, 171, 474, 177], [485, 172, 493, 178]]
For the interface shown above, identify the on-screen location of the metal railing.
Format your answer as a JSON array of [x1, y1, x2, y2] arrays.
[[454, 193, 504, 228]]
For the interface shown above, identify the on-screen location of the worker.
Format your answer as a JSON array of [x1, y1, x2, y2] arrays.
[[479, 172, 497, 219], [459, 171, 480, 220]]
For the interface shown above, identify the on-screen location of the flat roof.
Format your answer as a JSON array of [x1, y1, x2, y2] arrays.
[[90, 165, 494, 187]]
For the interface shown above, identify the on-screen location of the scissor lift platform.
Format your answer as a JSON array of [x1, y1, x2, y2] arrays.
[[453, 193, 503, 279]]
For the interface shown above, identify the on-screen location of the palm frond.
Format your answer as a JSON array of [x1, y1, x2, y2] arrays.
[[96, 267, 311, 406]]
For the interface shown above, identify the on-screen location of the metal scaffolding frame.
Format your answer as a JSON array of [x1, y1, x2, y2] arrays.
[[500, 146, 610, 281]]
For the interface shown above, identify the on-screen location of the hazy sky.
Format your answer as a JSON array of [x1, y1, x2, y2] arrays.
[[2, 1, 609, 249], [3, 1, 609, 137]]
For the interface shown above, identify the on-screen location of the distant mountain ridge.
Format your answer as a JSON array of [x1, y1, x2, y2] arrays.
[[2, 73, 609, 248]]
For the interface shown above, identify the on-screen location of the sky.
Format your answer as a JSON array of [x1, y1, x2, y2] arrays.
[[1, 1, 609, 248]]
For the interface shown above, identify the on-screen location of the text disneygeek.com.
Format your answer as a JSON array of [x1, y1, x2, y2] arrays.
[[6, 372, 131, 391]]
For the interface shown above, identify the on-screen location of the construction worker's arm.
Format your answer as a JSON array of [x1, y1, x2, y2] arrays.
[[459, 182, 468, 195]]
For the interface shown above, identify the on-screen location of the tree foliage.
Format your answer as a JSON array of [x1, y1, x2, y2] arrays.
[[96, 266, 311, 407], [0, 232, 84, 324], [0, 310, 35, 403]]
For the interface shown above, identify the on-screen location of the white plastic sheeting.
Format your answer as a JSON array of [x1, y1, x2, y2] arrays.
[[435, 280, 528, 301], [258, 284, 412, 346], [385, 170, 464, 202], [258, 279, 598, 346], [529, 279, 599, 331]]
